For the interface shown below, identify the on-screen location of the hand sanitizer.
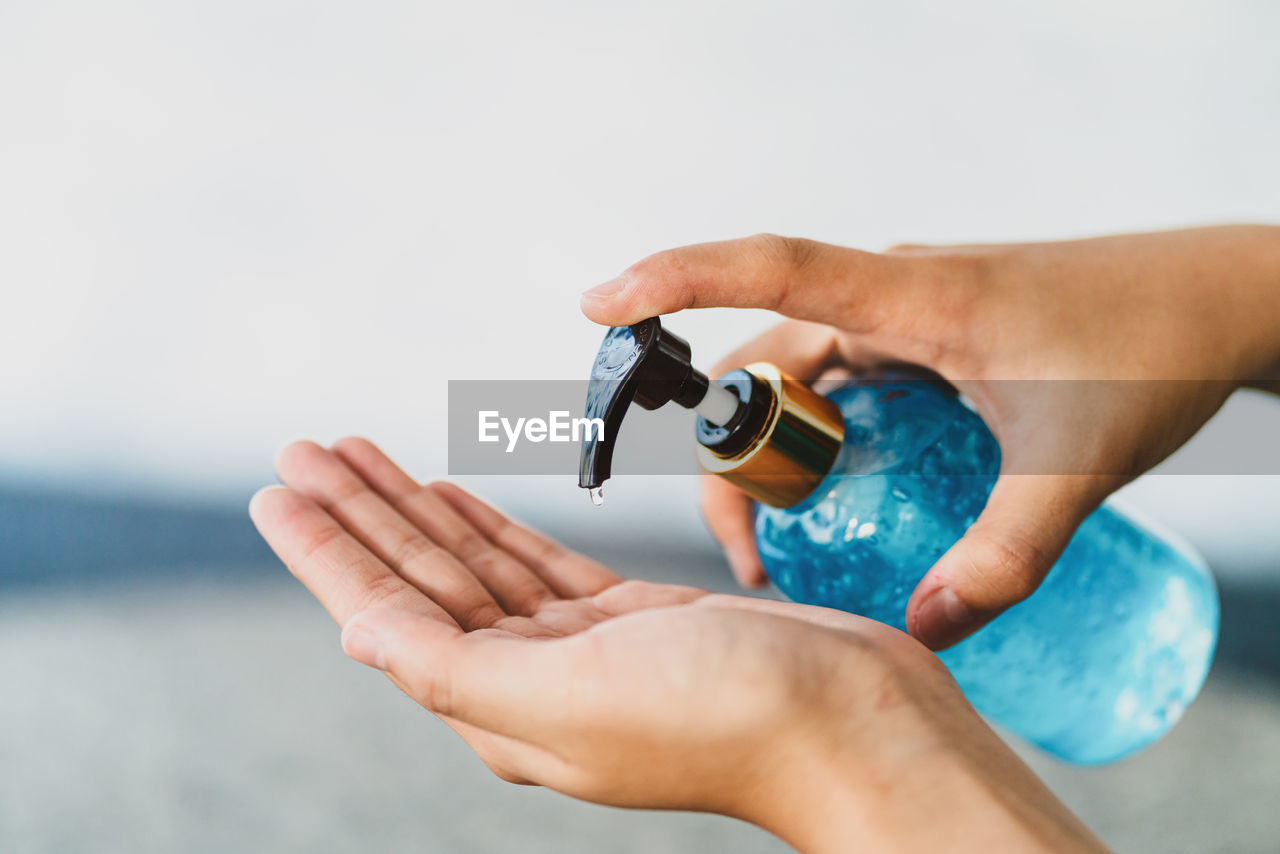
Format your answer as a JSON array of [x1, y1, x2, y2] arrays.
[[580, 317, 1219, 764]]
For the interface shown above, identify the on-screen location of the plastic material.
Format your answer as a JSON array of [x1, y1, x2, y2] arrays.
[[754, 377, 1219, 764], [580, 318, 750, 492]]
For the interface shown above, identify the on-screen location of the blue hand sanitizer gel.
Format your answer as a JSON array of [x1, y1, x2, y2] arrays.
[[754, 378, 1219, 764], [580, 318, 1219, 764]]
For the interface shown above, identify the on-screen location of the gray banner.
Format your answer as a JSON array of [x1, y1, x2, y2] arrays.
[[447, 379, 1280, 476], [448, 380, 701, 475]]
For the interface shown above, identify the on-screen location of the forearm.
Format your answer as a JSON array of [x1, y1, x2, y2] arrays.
[[1203, 226, 1280, 386], [1048, 225, 1280, 382], [1185, 225, 1280, 385], [748, 726, 1107, 854], [1233, 226, 1280, 393]]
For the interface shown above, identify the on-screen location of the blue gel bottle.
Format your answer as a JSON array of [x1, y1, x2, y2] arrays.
[[580, 318, 1219, 764]]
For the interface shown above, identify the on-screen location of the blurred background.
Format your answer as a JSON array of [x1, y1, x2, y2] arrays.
[[2, 0, 1278, 851]]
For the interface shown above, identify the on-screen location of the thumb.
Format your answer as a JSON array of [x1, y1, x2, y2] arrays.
[[341, 608, 563, 740], [905, 474, 1106, 651], [580, 233, 919, 328]]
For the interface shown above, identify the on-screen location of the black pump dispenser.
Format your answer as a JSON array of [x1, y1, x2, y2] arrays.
[[580, 318, 728, 492], [579, 317, 844, 507]]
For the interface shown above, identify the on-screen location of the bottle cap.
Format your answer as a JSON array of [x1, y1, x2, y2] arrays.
[[697, 362, 844, 507]]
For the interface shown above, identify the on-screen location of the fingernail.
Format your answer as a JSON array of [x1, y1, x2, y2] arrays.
[[911, 587, 976, 650], [341, 622, 386, 670], [581, 278, 625, 300]]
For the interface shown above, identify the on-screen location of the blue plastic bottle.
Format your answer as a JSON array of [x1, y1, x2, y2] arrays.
[[580, 318, 1219, 764], [756, 377, 1219, 764]]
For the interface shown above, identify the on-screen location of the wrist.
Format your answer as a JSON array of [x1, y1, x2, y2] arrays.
[[743, 708, 1106, 854]]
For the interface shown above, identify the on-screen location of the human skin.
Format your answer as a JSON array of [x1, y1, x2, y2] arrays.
[[250, 438, 1107, 854], [581, 226, 1280, 649]]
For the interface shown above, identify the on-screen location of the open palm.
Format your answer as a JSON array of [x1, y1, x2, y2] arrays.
[[249, 438, 1034, 839]]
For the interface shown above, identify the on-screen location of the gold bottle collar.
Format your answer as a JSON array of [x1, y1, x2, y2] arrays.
[[696, 362, 845, 508]]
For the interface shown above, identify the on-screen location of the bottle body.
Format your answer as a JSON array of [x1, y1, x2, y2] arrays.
[[755, 378, 1219, 764]]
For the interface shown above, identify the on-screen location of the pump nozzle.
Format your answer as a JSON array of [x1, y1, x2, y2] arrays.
[[578, 317, 843, 508], [578, 318, 740, 495]]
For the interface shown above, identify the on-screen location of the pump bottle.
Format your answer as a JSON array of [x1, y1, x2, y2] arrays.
[[579, 317, 1219, 764]]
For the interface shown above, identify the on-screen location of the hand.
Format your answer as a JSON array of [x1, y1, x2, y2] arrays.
[[250, 438, 1104, 854], [581, 226, 1280, 649]]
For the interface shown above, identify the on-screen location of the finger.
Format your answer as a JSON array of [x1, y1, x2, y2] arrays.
[[905, 474, 1106, 650], [448, 723, 565, 788], [275, 440, 508, 630], [341, 607, 571, 742], [330, 437, 559, 615], [429, 480, 622, 599], [408, 697, 546, 786], [883, 242, 936, 255], [580, 233, 923, 328], [248, 486, 453, 627], [370, 668, 538, 784], [700, 320, 844, 588], [700, 478, 766, 587], [368, 644, 565, 787]]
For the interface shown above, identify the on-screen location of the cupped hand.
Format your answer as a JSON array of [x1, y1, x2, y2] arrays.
[[581, 227, 1280, 649], [249, 438, 1102, 853]]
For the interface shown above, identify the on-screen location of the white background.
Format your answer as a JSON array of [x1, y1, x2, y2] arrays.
[[2, 0, 1278, 570]]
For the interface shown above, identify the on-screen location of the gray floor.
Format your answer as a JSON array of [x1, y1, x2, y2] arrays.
[[2, 559, 1279, 854]]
